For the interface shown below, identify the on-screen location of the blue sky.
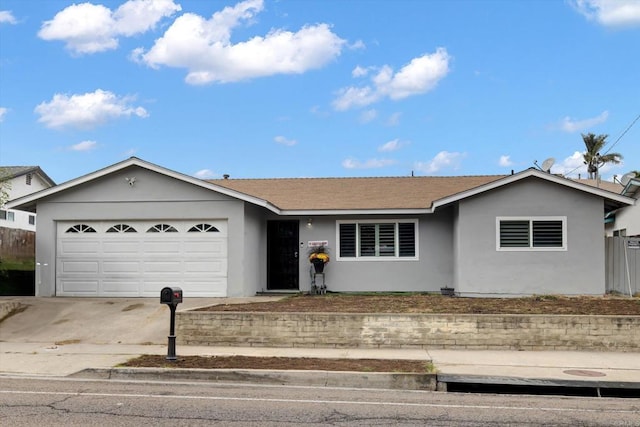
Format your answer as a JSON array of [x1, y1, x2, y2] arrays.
[[0, 0, 638, 184]]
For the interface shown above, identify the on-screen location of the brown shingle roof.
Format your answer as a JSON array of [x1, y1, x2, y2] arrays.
[[573, 179, 622, 194], [209, 175, 507, 211]]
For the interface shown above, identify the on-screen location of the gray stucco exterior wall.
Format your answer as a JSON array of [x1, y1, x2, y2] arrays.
[[295, 209, 454, 293], [453, 177, 606, 296], [242, 204, 268, 296]]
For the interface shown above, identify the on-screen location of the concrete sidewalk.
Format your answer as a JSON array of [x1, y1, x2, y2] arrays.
[[1, 297, 639, 392], [1, 341, 639, 391]]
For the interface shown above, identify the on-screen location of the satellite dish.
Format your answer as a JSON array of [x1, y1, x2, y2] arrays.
[[620, 172, 635, 186], [541, 157, 555, 173]]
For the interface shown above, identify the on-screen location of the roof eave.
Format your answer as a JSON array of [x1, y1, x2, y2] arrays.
[[5, 157, 278, 214], [622, 178, 640, 198], [431, 168, 636, 211]]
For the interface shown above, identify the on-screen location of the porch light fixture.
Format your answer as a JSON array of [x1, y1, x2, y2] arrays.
[[307, 218, 313, 228]]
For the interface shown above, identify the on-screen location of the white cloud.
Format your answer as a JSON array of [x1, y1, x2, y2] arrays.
[[194, 169, 216, 179], [553, 150, 624, 178], [359, 109, 377, 123], [35, 89, 149, 129], [38, 0, 181, 55], [0, 10, 17, 24], [414, 151, 466, 174], [274, 135, 297, 146], [70, 140, 98, 151], [570, 0, 640, 28], [135, 0, 345, 84], [349, 39, 366, 50], [378, 139, 407, 152], [0, 107, 7, 122], [332, 86, 379, 111], [333, 48, 451, 111], [559, 110, 609, 133], [342, 157, 396, 169], [499, 155, 514, 167], [386, 112, 402, 126], [553, 151, 588, 177], [352, 65, 369, 78]]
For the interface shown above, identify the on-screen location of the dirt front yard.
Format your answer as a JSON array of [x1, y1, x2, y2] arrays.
[[121, 355, 431, 373], [197, 293, 640, 315]]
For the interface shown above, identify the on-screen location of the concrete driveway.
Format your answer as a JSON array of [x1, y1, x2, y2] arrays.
[[0, 296, 277, 345]]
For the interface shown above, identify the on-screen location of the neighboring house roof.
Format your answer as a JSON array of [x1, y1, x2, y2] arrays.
[[6, 157, 635, 215], [622, 178, 640, 198], [573, 179, 622, 194], [0, 166, 56, 187]]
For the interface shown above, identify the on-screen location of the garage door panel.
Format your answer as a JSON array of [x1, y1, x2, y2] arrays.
[[143, 261, 182, 272], [185, 260, 226, 274], [60, 240, 100, 254], [184, 239, 226, 255], [103, 241, 140, 254], [103, 261, 141, 274], [102, 280, 141, 295], [60, 260, 99, 274], [57, 220, 228, 297], [143, 240, 181, 253], [60, 280, 99, 294]]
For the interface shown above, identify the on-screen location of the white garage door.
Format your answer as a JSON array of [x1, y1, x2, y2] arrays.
[[56, 220, 227, 297]]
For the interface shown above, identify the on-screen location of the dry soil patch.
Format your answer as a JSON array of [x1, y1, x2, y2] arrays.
[[197, 294, 640, 315], [121, 355, 431, 373]]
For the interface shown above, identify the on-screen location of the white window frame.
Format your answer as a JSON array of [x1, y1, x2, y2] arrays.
[[496, 216, 567, 251], [0, 210, 15, 222], [336, 219, 419, 261]]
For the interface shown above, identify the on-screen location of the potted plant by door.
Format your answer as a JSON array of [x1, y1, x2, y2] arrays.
[[308, 246, 330, 273]]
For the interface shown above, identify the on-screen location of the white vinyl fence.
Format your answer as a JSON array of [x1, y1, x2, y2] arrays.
[[605, 237, 640, 296]]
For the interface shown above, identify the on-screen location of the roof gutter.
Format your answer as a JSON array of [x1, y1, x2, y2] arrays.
[[278, 208, 433, 216]]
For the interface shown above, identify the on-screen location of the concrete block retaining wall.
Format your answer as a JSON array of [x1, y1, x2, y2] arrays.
[[176, 312, 640, 351], [0, 300, 24, 321]]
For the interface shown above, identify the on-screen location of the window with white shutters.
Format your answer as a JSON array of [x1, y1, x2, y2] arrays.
[[337, 220, 418, 260], [497, 217, 566, 251]]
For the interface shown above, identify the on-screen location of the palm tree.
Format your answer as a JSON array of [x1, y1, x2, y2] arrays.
[[581, 133, 623, 179]]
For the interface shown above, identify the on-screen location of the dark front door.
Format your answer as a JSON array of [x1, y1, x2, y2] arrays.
[[267, 220, 299, 290]]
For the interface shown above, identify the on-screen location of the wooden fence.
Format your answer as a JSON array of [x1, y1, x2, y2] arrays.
[[605, 236, 640, 296], [0, 227, 35, 262]]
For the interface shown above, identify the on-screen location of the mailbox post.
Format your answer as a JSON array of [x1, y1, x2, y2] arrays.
[[160, 286, 182, 361]]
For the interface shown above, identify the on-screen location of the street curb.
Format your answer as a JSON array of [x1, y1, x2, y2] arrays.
[[436, 374, 640, 391], [71, 367, 437, 390]]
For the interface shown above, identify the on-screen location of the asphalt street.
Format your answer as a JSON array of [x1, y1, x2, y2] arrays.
[[1, 376, 639, 426]]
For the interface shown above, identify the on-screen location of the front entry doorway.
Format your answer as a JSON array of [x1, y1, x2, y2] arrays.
[[267, 220, 299, 290]]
